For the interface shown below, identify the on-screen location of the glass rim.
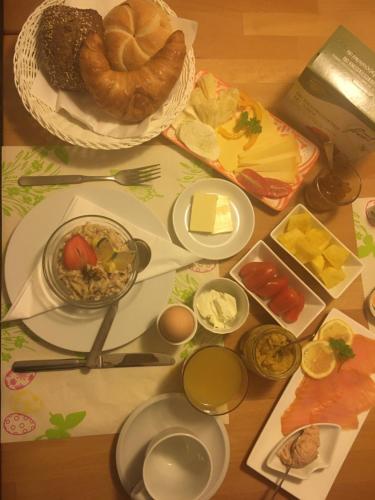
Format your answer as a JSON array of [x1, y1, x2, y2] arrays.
[[182, 344, 249, 416]]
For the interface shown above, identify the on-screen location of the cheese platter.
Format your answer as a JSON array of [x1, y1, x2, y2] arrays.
[[163, 71, 320, 211]]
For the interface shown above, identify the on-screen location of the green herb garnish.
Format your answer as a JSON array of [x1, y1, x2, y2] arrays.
[[329, 338, 355, 362], [234, 111, 262, 134]]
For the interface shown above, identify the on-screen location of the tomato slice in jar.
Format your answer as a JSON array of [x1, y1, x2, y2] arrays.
[[256, 275, 289, 299]]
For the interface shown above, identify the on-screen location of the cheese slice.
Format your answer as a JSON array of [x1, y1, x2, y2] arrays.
[[189, 193, 218, 232], [246, 154, 298, 183], [189, 193, 233, 233], [239, 134, 299, 163], [216, 116, 249, 171]]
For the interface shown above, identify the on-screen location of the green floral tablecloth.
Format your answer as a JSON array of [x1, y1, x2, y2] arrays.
[[1, 144, 223, 442], [353, 197, 375, 331]]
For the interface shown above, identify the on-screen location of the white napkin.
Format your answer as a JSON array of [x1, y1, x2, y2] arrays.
[[3, 196, 199, 322], [31, 0, 198, 139]]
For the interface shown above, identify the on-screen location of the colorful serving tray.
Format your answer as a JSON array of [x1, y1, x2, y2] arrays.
[[163, 71, 320, 212]]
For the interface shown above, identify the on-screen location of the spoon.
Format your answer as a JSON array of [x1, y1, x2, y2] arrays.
[[85, 239, 152, 369], [274, 332, 316, 355], [270, 430, 304, 499]]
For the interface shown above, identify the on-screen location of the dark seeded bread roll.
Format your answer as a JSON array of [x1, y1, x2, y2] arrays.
[[38, 5, 103, 91]]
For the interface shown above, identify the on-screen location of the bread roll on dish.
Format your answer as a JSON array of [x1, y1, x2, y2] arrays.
[[38, 5, 103, 91], [79, 30, 186, 123], [103, 0, 172, 71]]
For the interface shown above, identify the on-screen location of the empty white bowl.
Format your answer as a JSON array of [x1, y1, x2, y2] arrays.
[[229, 241, 325, 336], [193, 277, 250, 334]]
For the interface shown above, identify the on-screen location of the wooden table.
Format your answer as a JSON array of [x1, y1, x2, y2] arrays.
[[2, 1, 375, 499]]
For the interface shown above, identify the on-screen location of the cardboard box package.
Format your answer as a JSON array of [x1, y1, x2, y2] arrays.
[[282, 26, 375, 165]]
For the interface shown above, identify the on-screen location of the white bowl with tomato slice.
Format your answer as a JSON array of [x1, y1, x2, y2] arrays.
[[42, 215, 140, 309], [229, 241, 325, 336]]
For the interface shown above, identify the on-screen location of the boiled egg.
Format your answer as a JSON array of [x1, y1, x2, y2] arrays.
[[157, 305, 197, 344]]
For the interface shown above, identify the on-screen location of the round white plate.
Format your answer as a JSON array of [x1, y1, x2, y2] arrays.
[[4, 185, 175, 353], [266, 423, 341, 480], [116, 393, 230, 499], [172, 178, 255, 260]]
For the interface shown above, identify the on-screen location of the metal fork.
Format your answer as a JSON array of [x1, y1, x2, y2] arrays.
[[18, 164, 161, 187]]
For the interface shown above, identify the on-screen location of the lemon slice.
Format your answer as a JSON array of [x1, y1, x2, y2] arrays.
[[301, 340, 336, 379], [318, 319, 353, 345], [177, 120, 220, 161]]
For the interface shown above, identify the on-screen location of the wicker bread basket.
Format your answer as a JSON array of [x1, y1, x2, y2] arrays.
[[13, 0, 195, 149]]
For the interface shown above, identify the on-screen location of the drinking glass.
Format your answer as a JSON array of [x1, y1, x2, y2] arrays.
[[182, 345, 248, 415], [304, 162, 361, 212]]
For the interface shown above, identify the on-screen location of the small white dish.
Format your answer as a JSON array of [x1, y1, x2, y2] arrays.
[[172, 178, 255, 260], [193, 277, 250, 334], [270, 203, 363, 299], [266, 423, 341, 480], [116, 393, 230, 500], [156, 303, 198, 345], [229, 241, 325, 336]]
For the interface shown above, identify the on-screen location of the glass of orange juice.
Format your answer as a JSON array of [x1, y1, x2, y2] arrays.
[[182, 345, 248, 415]]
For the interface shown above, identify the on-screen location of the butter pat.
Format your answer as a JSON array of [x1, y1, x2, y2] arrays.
[[196, 289, 237, 329], [213, 195, 233, 234], [190, 193, 218, 232], [189, 193, 233, 233]]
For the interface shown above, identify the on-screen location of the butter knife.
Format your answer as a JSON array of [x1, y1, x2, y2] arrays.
[[12, 353, 175, 372]]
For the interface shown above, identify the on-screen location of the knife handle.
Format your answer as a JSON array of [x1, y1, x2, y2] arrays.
[[86, 301, 119, 368], [12, 359, 85, 372], [18, 175, 85, 186]]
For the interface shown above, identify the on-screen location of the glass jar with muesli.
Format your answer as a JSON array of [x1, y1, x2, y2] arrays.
[[43, 215, 140, 308]]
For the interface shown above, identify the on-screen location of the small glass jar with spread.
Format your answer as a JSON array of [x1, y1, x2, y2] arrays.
[[239, 325, 301, 380]]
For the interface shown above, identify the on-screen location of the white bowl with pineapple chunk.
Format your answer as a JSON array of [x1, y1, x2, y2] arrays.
[[270, 204, 363, 299]]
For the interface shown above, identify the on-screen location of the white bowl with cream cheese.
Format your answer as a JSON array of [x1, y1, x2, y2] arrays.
[[193, 277, 249, 334]]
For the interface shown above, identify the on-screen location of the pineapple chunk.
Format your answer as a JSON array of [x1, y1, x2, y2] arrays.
[[308, 254, 326, 275], [305, 228, 331, 252], [287, 213, 313, 233], [323, 244, 349, 269], [277, 228, 304, 254], [319, 266, 346, 288], [294, 238, 321, 263]]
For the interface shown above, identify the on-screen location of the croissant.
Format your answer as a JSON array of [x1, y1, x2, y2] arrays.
[[79, 30, 186, 123]]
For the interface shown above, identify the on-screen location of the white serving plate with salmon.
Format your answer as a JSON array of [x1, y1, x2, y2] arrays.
[[246, 308, 375, 500]]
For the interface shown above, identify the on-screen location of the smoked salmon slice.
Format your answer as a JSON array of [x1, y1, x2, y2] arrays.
[[281, 334, 375, 435], [341, 334, 375, 375]]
